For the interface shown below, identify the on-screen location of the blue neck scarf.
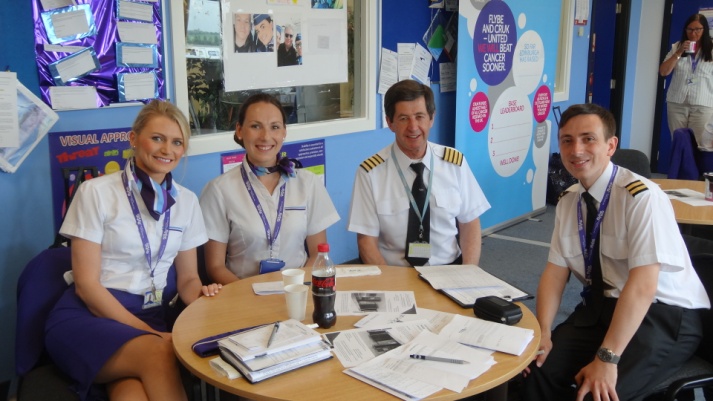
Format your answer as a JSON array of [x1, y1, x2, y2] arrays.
[[245, 155, 297, 179], [131, 159, 177, 221]]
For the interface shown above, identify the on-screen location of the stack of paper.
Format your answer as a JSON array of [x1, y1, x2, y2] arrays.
[[344, 331, 496, 400], [416, 264, 531, 307], [217, 319, 332, 383]]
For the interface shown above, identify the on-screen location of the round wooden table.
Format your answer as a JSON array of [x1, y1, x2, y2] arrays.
[[172, 266, 541, 400]]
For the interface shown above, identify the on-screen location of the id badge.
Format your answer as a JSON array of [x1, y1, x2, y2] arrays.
[[259, 258, 286, 274], [143, 288, 163, 309], [687, 77, 697, 85], [407, 242, 431, 259]]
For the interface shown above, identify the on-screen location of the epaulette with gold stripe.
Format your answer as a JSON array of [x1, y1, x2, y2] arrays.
[[442, 147, 463, 166], [625, 180, 648, 197], [558, 190, 571, 203], [359, 154, 385, 172]]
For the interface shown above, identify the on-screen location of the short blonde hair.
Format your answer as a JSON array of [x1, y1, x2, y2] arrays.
[[132, 99, 191, 149]]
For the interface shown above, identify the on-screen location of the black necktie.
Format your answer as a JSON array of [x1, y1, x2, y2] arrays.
[[405, 163, 430, 267], [576, 192, 604, 326]]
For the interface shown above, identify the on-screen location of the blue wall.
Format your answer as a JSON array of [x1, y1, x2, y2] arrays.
[[0, 0, 625, 383]]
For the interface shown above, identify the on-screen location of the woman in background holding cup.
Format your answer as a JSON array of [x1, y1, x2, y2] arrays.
[[660, 13, 713, 147]]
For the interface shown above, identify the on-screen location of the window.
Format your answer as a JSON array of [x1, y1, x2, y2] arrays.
[[554, 0, 574, 102], [168, 0, 377, 156]]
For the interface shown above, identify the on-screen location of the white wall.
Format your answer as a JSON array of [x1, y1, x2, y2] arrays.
[[621, 0, 665, 157]]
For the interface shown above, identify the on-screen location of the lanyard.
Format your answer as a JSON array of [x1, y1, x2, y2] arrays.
[[240, 163, 286, 257], [391, 145, 434, 237], [576, 165, 617, 286], [691, 54, 700, 75], [121, 167, 170, 284]]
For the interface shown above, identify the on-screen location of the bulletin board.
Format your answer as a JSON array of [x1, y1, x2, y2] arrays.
[[381, 0, 458, 83], [31, 0, 165, 110]]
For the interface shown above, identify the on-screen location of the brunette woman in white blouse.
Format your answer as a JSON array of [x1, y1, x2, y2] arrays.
[[660, 13, 713, 147], [200, 93, 339, 284]]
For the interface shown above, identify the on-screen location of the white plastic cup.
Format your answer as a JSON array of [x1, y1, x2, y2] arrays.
[[282, 268, 305, 287], [284, 284, 309, 321]]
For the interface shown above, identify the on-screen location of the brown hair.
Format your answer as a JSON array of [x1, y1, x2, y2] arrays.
[[559, 103, 616, 140], [384, 80, 435, 122]]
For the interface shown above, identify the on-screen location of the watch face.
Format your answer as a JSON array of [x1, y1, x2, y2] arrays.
[[598, 348, 612, 361], [597, 347, 619, 364]]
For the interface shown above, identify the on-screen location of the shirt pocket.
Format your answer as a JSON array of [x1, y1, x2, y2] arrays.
[[284, 205, 308, 228], [560, 234, 584, 272], [376, 196, 409, 217], [600, 234, 628, 260], [433, 189, 462, 216]]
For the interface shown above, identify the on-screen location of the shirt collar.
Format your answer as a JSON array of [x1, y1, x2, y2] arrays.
[[391, 142, 433, 173], [579, 162, 614, 203]]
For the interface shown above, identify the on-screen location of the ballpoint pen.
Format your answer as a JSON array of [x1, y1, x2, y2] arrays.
[[409, 354, 470, 364], [267, 321, 280, 347]]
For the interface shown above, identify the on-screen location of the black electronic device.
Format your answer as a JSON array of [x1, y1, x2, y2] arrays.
[[473, 296, 523, 325]]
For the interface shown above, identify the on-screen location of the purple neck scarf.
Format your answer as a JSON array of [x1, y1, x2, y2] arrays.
[[245, 154, 297, 179], [131, 160, 177, 221]]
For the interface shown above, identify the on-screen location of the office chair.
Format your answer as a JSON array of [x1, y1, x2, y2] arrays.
[[647, 253, 713, 401], [12, 248, 203, 401], [611, 148, 651, 178], [12, 247, 84, 401], [669, 128, 713, 180]]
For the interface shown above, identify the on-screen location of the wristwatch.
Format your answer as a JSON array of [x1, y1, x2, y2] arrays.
[[596, 347, 620, 364]]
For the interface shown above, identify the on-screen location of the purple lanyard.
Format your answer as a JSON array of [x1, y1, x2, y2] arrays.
[[122, 168, 170, 281], [576, 165, 617, 286], [240, 164, 286, 256], [692, 54, 700, 74]]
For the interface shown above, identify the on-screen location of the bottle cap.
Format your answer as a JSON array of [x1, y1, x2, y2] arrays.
[[317, 243, 329, 252]]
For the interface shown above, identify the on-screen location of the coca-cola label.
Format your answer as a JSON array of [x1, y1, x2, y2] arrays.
[[312, 276, 335, 288]]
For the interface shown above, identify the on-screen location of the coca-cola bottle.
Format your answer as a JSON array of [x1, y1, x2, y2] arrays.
[[311, 243, 336, 328]]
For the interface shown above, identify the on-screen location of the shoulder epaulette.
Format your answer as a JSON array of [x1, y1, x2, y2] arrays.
[[442, 147, 463, 166], [558, 190, 571, 203], [625, 180, 648, 197], [359, 154, 385, 172]]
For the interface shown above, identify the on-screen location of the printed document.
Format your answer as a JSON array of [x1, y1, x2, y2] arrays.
[[439, 314, 534, 356], [323, 321, 431, 368], [335, 291, 417, 316]]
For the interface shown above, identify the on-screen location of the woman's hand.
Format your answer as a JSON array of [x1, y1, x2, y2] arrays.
[[201, 283, 223, 297], [660, 42, 686, 76]]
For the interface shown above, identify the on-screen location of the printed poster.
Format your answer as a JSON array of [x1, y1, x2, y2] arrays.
[[455, 0, 560, 230]]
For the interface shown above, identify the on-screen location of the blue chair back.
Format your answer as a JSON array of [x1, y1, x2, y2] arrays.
[[668, 128, 700, 180], [15, 247, 71, 376]]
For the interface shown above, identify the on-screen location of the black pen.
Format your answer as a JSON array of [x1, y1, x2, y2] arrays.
[[267, 322, 280, 347], [409, 354, 469, 364]]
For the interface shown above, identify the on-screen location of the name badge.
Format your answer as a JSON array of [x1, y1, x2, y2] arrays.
[[408, 242, 431, 259], [687, 78, 697, 85], [143, 288, 162, 309], [259, 258, 286, 274]]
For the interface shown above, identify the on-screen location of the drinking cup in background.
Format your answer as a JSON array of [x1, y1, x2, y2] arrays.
[[284, 284, 309, 321], [687, 41, 698, 54], [282, 268, 305, 287]]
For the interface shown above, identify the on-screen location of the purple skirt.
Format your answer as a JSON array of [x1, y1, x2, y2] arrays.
[[44, 286, 167, 401]]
